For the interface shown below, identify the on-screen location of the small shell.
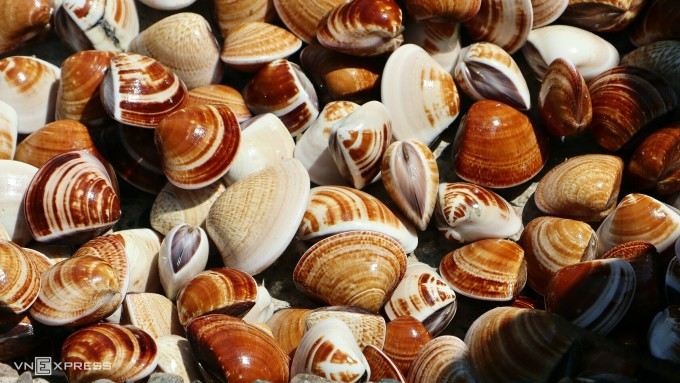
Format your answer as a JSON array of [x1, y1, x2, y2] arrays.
[[305, 306, 386, 350], [531, 0, 568, 28], [382, 315, 433, 376], [0, 160, 37, 246], [0, 0, 51, 54], [242, 284, 276, 324], [407, 336, 475, 383], [266, 308, 312, 357], [187, 84, 252, 122], [630, 0, 680, 46], [121, 293, 183, 339], [560, 0, 646, 32], [648, 306, 680, 363], [462, 0, 533, 54], [0, 240, 40, 314], [402, 21, 461, 74], [214, 0, 277, 37], [628, 126, 680, 195], [0, 101, 16, 160], [621, 40, 680, 98], [155, 335, 202, 382], [158, 224, 209, 300], [273, 0, 347, 43], [363, 345, 405, 382], [404, 0, 480, 21], [109, 228, 163, 294], [221, 22, 302, 73]]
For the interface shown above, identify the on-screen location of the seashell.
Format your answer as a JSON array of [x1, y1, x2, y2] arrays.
[[381, 139, 438, 231], [294, 101, 359, 186], [121, 293, 183, 339], [186, 314, 289, 383], [454, 42, 531, 110], [538, 58, 592, 137], [55, 50, 117, 126], [225, 113, 295, 185], [407, 335, 475, 383], [522, 24, 619, 81], [589, 66, 677, 152], [187, 84, 252, 122], [291, 317, 369, 382], [628, 126, 680, 195], [150, 180, 227, 236], [440, 239, 527, 301], [0, 0, 51, 54], [266, 308, 312, 357], [61, 323, 158, 383], [305, 306, 386, 350], [462, 0, 533, 54], [73, 234, 130, 300], [404, 0, 480, 21], [0, 97, 17, 160], [206, 159, 310, 275], [531, 0, 568, 28], [242, 284, 276, 324], [0, 312, 43, 361], [597, 193, 680, 254], [0, 56, 60, 135], [383, 261, 457, 335], [630, 0, 680, 46], [465, 306, 576, 383], [621, 40, 680, 104], [243, 59, 319, 137], [27, 242, 74, 264], [109, 228, 163, 294], [294, 231, 407, 312], [0, 160, 37, 246], [273, 0, 347, 43], [381, 315, 432, 376], [154, 104, 241, 190], [29, 255, 122, 326], [435, 182, 522, 243], [363, 344, 405, 382], [214, 0, 277, 38], [519, 216, 598, 295], [452, 100, 548, 188], [534, 154, 623, 221], [139, 0, 196, 10], [381, 44, 460, 146], [221, 22, 302, 73], [299, 185, 418, 253], [24, 151, 121, 244], [176, 267, 258, 326], [648, 306, 680, 363], [559, 0, 646, 33], [545, 258, 636, 335], [329, 101, 392, 189], [100, 53, 189, 129], [155, 335, 202, 382], [158, 224, 209, 300], [0, 224, 8, 241], [54, 0, 139, 52], [0, 240, 40, 314], [402, 21, 461, 75]]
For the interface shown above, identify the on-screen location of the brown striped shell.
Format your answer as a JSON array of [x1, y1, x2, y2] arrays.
[[221, 22, 302, 73], [630, 0, 680, 46], [0, 101, 16, 160], [382, 315, 432, 376], [404, 0, 480, 21], [407, 336, 475, 383], [402, 20, 461, 74], [363, 344, 405, 382], [187, 84, 252, 122], [73, 234, 130, 300], [462, 0, 533, 54], [150, 180, 227, 235], [266, 308, 312, 357], [621, 40, 680, 97], [273, 0, 347, 43], [305, 306, 386, 350], [0, 240, 40, 314], [0, 0, 51, 54], [214, 0, 277, 37], [560, 0, 646, 33], [628, 126, 680, 195]]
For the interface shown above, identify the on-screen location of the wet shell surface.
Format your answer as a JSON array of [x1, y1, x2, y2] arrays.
[[0, 160, 37, 246], [0, 101, 16, 160], [0, 240, 40, 314], [559, 0, 646, 32], [531, 0, 568, 28], [221, 22, 302, 73], [187, 84, 252, 122], [158, 224, 209, 300], [404, 0, 480, 21], [462, 0, 533, 54], [621, 40, 680, 98], [0, 0, 51, 54], [381, 315, 433, 376], [628, 126, 680, 195], [407, 335, 475, 383]]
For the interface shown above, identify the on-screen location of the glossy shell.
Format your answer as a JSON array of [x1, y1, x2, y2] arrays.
[[382, 315, 433, 376], [531, 0, 568, 28], [462, 0, 533, 54], [158, 224, 209, 300], [648, 306, 680, 363], [560, 0, 646, 32], [187, 84, 252, 122], [273, 0, 346, 43], [0, 240, 40, 314], [150, 180, 227, 235], [0, 0, 51, 54], [404, 0, 480, 21], [305, 306, 386, 350], [72, 234, 130, 300], [220, 22, 302, 73], [0, 160, 37, 246], [628, 126, 680, 195], [621, 40, 680, 97], [630, 0, 680, 46], [407, 336, 475, 383]]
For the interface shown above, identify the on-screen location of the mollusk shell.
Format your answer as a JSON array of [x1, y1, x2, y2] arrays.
[[158, 224, 209, 300], [404, 0, 480, 21], [242, 284, 276, 324], [402, 21, 461, 75], [73, 234, 130, 300], [382, 315, 432, 376], [121, 293, 183, 339], [24, 151, 121, 244], [560, 0, 646, 32], [109, 228, 163, 294], [0, 0, 51, 54], [101, 53, 189, 129], [220, 22, 302, 73], [155, 335, 202, 383], [531, 0, 568, 28], [187, 84, 252, 122], [628, 126, 680, 195], [381, 44, 460, 146], [0, 240, 40, 314], [630, 0, 680, 46], [407, 335, 475, 383], [214, 0, 276, 37], [462, 0, 533, 54], [0, 101, 16, 160], [362, 344, 405, 382], [266, 308, 312, 357], [294, 231, 407, 312], [305, 306, 386, 350], [621, 40, 680, 104], [648, 306, 680, 363], [139, 0, 196, 10], [273, 0, 346, 43], [0, 160, 37, 246]]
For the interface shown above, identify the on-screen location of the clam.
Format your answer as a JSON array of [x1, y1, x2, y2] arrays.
[[622, 39, 680, 100], [560, 0, 647, 32], [266, 308, 312, 357], [440, 239, 527, 301], [24, 151, 121, 244], [187, 84, 252, 122], [139, 0, 196, 10], [186, 314, 290, 383], [454, 42, 531, 110], [648, 306, 680, 363], [206, 159, 310, 275], [0, 56, 60, 135], [534, 154, 623, 221], [221, 22, 302, 73], [294, 231, 407, 312], [155, 335, 202, 383], [381, 315, 432, 376], [273, 0, 347, 43], [100, 53, 189, 129], [305, 306, 386, 350], [362, 345, 405, 382], [158, 224, 209, 300], [407, 336, 475, 383], [54, 0, 139, 52], [0, 101, 16, 160], [0, 240, 40, 314], [299, 185, 418, 253], [61, 323, 158, 383], [214, 0, 277, 37], [73, 234, 130, 300], [628, 126, 680, 195], [0, 0, 51, 54], [381, 140, 439, 231], [121, 293, 183, 339], [0, 160, 36, 246], [381, 44, 460, 146], [242, 284, 276, 324], [531, 0, 568, 28], [436, 182, 522, 243], [630, 0, 680, 46], [22, 247, 55, 276], [462, 0, 533, 54], [404, 0, 480, 21], [452, 100, 548, 188], [402, 21, 461, 74], [128, 13, 222, 90], [109, 228, 163, 294]]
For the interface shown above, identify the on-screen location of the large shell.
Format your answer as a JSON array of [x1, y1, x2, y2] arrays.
[[294, 231, 407, 312], [621, 40, 680, 97], [531, 0, 568, 28], [24, 151, 121, 244], [121, 293, 183, 339], [630, 0, 680, 46], [452, 100, 548, 188], [454, 42, 531, 110], [407, 336, 475, 383], [382, 315, 433, 376], [54, 0, 139, 52], [158, 224, 209, 300], [155, 335, 202, 383], [150, 180, 227, 235], [128, 13, 222, 90], [0, 240, 40, 314], [206, 159, 310, 275], [534, 154, 623, 221], [628, 126, 680, 195], [402, 21, 461, 75], [100, 53, 189, 129], [305, 306, 386, 350], [381, 44, 460, 146], [0, 160, 37, 246], [559, 0, 646, 32], [266, 308, 312, 357], [436, 182, 522, 243], [61, 323, 158, 383], [214, 0, 276, 37], [109, 228, 163, 294], [0, 56, 60, 134], [648, 306, 680, 363], [0, 0, 51, 54], [299, 185, 418, 253], [187, 84, 252, 122], [404, 0, 480, 21], [221, 22, 302, 73], [0, 101, 16, 160], [273, 0, 346, 43], [462, 0, 533, 54]]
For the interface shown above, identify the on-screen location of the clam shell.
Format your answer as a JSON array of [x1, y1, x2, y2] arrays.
[[363, 344, 405, 382], [0, 56, 59, 135], [452, 100, 548, 188], [206, 158, 310, 275], [0, 0, 51, 54], [381, 44, 460, 146], [108, 229, 162, 295], [621, 40, 680, 99], [407, 336, 475, 383], [155, 335, 202, 382], [534, 154, 623, 221], [21, 247, 54, 276], [73, 234, 130, 300], [648, 306, 680, 363], [630, 0, 680, 46], [0, 224, 8, 241], [305, 306, 386, 350], [440, 239, 527, 301], [382, 315, 432, 376], [628, 126, 680, 195], [560, 0, 646, 32], [266, 308, 312, 357], [121, 293, 183, 339], [273, 0, 346, 43], [128, 12, 222, 90], [531, 0, 568, 28], [139, 0, 196, 9], [221, 22, 302, 73], [29, 255, 122, 326], [462, 0, 533, 54], [294, 231, 407, 312], [214, 0, 276, 37], [436, 182, 522, 243], [0, 160, 36, 246], [187, 84, 252, 122], [158, 224, 209, 300], [100, 53, 189, 129], [404, 0, 480, 21], [299, 185, 418, 253], [0, 101, 16, 160], [242, 284, 276, 324], [454, 42, 531, 110], [61, 323, 158, 383], [0, 240, 40, 314], [403, 21, 461, 75]]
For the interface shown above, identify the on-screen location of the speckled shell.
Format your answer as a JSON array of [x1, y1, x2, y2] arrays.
[[221, 22, 302, 73], [214, 0, 277, 37], [560, 0, 646, 32], [305, 306, 386, 350], [158, 224, 209, 300], [462, 0, 533, 54], [531, 0, 568, 28], [630, 0, 680, 46], [0, 240, 40, 314], [0, 0, 51, 54], [187, 84, 252, 122], [407, 336, 476, 383], [405, 0, 480, 21], [273, 0, 346, 43], [628, 126, 680, 195], [622, 40, 680, 98], [403, 21, 461, 75], [382, 315, 432, 376], [648, 306, 680, 363], [121, 293, 183, 339], [155, 335, 202, 383], [150, 180, 227, 235], [0, 101, 16, 160], [0, 160, 37, 246]]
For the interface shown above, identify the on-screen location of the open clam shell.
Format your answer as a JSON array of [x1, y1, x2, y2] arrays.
[[158, 224, 209, 300], [0, 240, 40, 314], [305, 306, 386, 350], [0, 160, 37, 246], [462, 0, 533, 54], [0, 0, 51, 54], [407, 335, 475, 383], [0, 101, 17, 160], [628, 126, 680, 195], [560, 0, 646, 33], [221, 22, 302, 73], [214, 0, 277, 37], [382, 315, 433, 376]]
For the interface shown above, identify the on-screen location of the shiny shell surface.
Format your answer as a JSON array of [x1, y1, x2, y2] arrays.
[[402, 21, 461, 75], [628, 126, 680, 195], [648, 306, 680, 363], [187, 84, 252, 122], [273, 0, 346, 43], [407, 335, 475, 383], [150, 180, 227, 235], [560, 0, 646, 32], [214, 0, 276, 37], [72, 234, 130, 300], [220, 22, 302, 72], [621, 40, 680, 97], [404, 0, 480, 21], [531, 0, 568, 28], [158, 224, 209, 300], [0, 240, 40, 314], [630, 0, 680, 46], [0, 101, 16, 160], [462, 0, 533, 54], [382, 315, 433, 376], [0, 0, 51, 54], [305, 306, 386, 350]]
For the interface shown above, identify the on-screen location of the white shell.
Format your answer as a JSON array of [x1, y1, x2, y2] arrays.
[[110, 229, 163, 294], [0, 101, 17, 160], [155, 335, 202, 382], [122, 292, 183, 339], [139, 0, 196, 10], [158, 224, 209, 300], [242, 285, 276, 324], [0, 160, 38, 246]]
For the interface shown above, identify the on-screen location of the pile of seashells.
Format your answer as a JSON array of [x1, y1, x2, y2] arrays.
[[1, 0, 680, 382]]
